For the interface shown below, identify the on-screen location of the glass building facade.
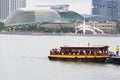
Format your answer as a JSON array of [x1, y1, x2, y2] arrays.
[[4, 8, 83, 26], [92, 0, 120, 21], [4, 4, 83, 26], [4, 8, 61, 26], [0, 0, 26, 21], [58, 11, 83, 22]]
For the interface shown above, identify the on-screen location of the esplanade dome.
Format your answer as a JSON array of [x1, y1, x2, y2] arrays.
[[58, 11, 83, 21], [4, 8, 61, 26]]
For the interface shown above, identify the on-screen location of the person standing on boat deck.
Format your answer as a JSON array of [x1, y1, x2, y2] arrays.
[[116, 46, 119, 56]]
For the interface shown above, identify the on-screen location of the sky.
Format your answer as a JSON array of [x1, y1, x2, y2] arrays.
[[27, 0, 92, 15]]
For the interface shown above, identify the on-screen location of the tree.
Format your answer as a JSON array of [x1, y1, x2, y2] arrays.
[[26, 25, 38, 31], [60, 27, 74, 33], [0, 22, 4, 31], [116, 21, 120, 33]]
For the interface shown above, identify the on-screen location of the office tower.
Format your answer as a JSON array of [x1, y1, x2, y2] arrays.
[[92, 0, 120, 21], [0, 0, 26, 21]]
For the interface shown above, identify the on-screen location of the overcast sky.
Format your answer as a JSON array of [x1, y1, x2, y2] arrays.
[[27, 0, 92, 15]]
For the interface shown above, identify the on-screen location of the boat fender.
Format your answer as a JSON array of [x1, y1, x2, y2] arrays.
[[94, 56, 96, 58], [75, 57, 77, 59], [75, 57, 78, 62], [85, 56, 87, 59]]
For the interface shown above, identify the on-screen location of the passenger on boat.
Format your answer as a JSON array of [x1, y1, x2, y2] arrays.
[[50, 49, 55, 54], [50, 49, 59, 54], [116, 46, 119, 56]]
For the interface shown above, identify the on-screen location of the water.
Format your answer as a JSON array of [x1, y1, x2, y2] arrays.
[[0, 34, 120, 80]]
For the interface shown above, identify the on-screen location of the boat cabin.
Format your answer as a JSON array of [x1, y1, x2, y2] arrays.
[[50, 46, 109, 56]]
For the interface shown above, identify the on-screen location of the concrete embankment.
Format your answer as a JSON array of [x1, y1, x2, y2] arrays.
[[0, 32, 120, 37], [0, 32, 32, 35]]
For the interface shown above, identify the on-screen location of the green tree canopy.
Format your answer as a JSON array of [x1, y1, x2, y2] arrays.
[[0, 22, 4, 31], [116, 21, 120, 33]]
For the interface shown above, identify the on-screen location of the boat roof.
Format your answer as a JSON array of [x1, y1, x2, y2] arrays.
[[60, 45, 109, 50]]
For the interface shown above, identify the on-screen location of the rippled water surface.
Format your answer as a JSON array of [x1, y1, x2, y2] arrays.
[[0, 34, 120, 80]]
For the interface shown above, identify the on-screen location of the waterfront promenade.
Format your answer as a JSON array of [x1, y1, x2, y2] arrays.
[[0, 32, 120, 37]]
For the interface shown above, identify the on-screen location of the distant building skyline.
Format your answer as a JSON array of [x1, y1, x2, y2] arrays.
[[27, 0, 92, 15], [2, 0, 120, 22], [0, 0, 26, 21], [92, 0, 120, 21]]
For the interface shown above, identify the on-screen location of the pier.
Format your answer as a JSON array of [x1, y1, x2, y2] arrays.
[[111, 56, 120, 64]]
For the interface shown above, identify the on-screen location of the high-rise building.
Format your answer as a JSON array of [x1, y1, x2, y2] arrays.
[[92, 0, 120, 21], [0, 0, 26, 21]]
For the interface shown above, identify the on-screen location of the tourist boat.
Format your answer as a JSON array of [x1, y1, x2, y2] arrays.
[[48, 45, 114, 63]]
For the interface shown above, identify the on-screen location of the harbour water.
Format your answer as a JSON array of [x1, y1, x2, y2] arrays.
[[0, 34, 120, 80]]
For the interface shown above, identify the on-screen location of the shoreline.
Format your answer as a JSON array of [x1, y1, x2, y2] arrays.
[[0, 32, 120, 37]]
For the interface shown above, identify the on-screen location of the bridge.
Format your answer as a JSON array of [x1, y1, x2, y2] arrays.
[[75, 18, 104, 35]]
